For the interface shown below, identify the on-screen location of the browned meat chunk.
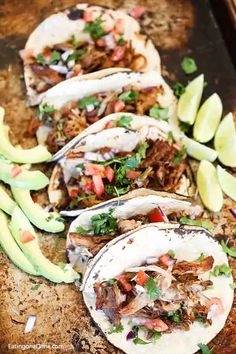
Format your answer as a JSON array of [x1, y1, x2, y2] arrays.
[[173, 256, 214, 275], [29, 63, 64, 88]]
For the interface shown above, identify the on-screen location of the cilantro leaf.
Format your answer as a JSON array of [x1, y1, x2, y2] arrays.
[[149, 105, 169, 121], [179, 217, 213, 231], [118, 90, 139, 104], [168, 249, 175, 258], [172, 82, 185, 98], [109, 323, 124, 333], [167, 131, 174, 143], [181, 57, 198, 74], [137, 141, 149, 160], [197, 343, 213, 354], [107, 278, 117, 285], [50, 50, 61, 64], [179, 121, 191, 133], [117, 37, 124, 46], [70, 34, 77, 48], [230, 282, 236, 289], [133, 337, 150, 345], [211, 263, 232, 277], [167, 310, 182, 323], [144, 277, 161, 300], [84, 16, 105, 40], [117, 115, 133, 128], [105, 185, 130, 196], [125, 157, 140, 169], [36, 54, 46, 65], [75, 226, 91, 235], [151, 330, 161, 341], [38, 103, 56, 115], [78, 96, 100, 109], [90, 208, 117, 235], [221, 240, 236, 258], [173, 145, 187, 165], [196, 252, 206, 261]]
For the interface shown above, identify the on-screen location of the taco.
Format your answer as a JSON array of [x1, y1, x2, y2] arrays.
[[33, 70, 175, 153], [66, 189, 202, 273], [20, 3, 160, 105], [82, 223, 233, 354], [48, 113, 193, 210]]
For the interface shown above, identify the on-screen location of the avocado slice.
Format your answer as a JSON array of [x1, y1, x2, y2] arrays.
[[0, 184, 16, 215], [0, 209, 38, 275], [0, 159, 49, 190], [0, 107, 51, 163], [9, 207, 79, 283], [11, 186, 65, 233]]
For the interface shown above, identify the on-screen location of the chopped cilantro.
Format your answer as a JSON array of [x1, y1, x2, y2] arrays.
[[196, 252, 206, 261], [179, 121, 191, 133], [179, 216, 213, 231], [197, 343, 213, 354], [173, 145, 187, 165], [133, 337, 150, 345], [137, 141, 149, 160], [66, 48, 87, 63], [31, 284, 40, 291], [75, 226, 91, 235], [172, 82, 185, 98], [221, 240, 236, 258], [76, 208, 117, 235], [117, 37, 124, 46], [211, 263, 232, 277], [149, 105, 169, 121], [168, 310, 182, 323], [125, 156, 140, 169], [181, 57, 198, 74], [195, 314, 204, 323], [70, 34, 77, 48], [109, 323, 124, 333], [78, 96, 100, 109], [107, 278, 117, 285], [76, 163, 85, 170], [117, 115, 133, 128], [118, 89, 139, 104], [151, 330, 161, 341], [50, 50, 61, 64], [38, 103, 56, 115], [84, 16, 105, 40], [144, 277, 161, 300], [36, 54, 46, 65], [168, 249, 175, 258], [105, 185, 130, 196], [167, 131, 174, 143], [230, 282, 236, 289]]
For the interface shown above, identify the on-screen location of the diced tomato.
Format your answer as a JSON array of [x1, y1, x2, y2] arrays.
[[70, 188, 79, 198], [19, 48, 34, 63], [148, 208, 166, 223], [159, 253, 173, 266], [132, 85, 140, 92], [114, 100, 125, 113], [85, 163, 105, 177], [21, 230, 35, 244], [104, 121, 115, 129], [96, 39, 106, 47], [105, 166, 114, 182], [129, 6, 146, 19], [144, 319, 168, 332], [87, 116, 99, 123], [31, 194, 38, 203], [111, 46, 126, 61], [114, 19, 124, 34], [27, 119, 42, 136], [43, 49, 52, 57], [11, 165, 22, 178], [126, 170, 141, 180], [116, 274, 132, 292], [209, 297, 224, 317], [84, 179, 94, 193], [83, 10, 92, 22], [92, 174, 105, 197], [135, 271, 148, 286]]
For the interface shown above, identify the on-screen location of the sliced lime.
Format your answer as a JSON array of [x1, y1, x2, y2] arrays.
[[214, 112, 236, 167], [197, 160, 223, 212], [217, 165, 236, 201], [193, 93, 223, 143], [177, 74, 204, 125], [181, 135, 217, 162]]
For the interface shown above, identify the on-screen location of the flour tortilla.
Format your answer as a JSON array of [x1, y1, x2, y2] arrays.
[[23, 3, 160, 105], [82, 223, 233, 354]]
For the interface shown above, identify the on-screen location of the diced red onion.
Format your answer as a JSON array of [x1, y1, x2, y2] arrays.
[[24, 315, 36, 334], [86, 104, 95, 112], [66, 71, 74, 79], [126, 331, 136, 341], [61, 49, 74, 62], [230, 208, 236, 218], [49, 65, 68, 74], [67, 60, 75, 69], [104, 33, 115, 49]]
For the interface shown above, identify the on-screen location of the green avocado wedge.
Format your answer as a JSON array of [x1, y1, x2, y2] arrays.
[[0, 107, 51, 163], [11, 186, 65, 233], [0, 184, 16, 215], [0, 159, 49, 190], [0, 209, 38, 276], [9, 207, 79, 283]]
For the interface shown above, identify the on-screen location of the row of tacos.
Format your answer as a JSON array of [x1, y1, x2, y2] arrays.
[[20, 4, 233, 353]]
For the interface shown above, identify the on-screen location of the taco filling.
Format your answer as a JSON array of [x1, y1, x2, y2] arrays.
[[50, 118, 187, 209], [21, 13, 147, 95], [34, 85, 166, 153], [93, 253, 217, 344]]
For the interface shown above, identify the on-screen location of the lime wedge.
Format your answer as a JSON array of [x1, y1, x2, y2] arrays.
[[217, 165, 236, 201], [214, 112, 236, 167], [197, 160, 223, 212], [182, 135, 217, 162], [177, 74, 204, 125], [193, 93, 223, 143]]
